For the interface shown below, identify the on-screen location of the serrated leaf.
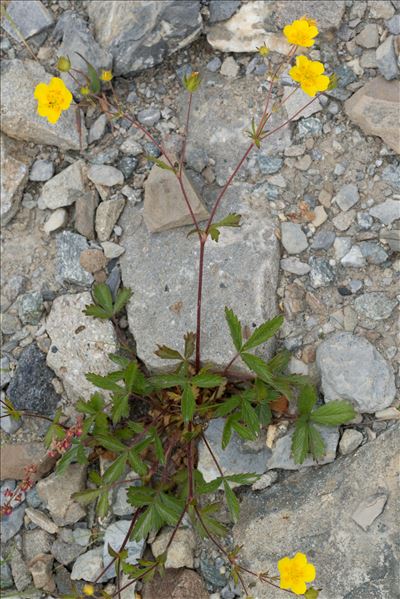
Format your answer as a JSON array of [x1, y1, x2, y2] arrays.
[[298, 384, 317, 416], [241, 315, 284, 351], [133, 504, 163, 540], [145, 155, 176, 172], [191, 371, 225, 388], [267, 349, 291, 373], [182, 383, 195, 422], [184, 332, 196, 359], [150, 428, 165, 465], [72, 488, 102, 505], [310, 400, 356, 426], [308, 424, 326, 461], [224, 473, 260, 485], [231, 418, 257, 441], [154, 345, 183, 360], [291, 418, 310, 464], [97, 490, 110, 518], [95, 434, 127, 453], [214, 395, 240, 417], [224, 307, 243, 352], [241, 353, 274, 384], [113, 287, 132, 315], [223, 480, 240, 522], [240, 399, 259, 435], [111, 394, 129, 425], [83, 305, 110, 319], [127, 486, 155, 507], [258, 399, 272, 426], [124, 361, 139, 393], [109, 354, 130, 368], [150, 373, 185, 389], [85, 372, 122, 392], [102, 454, 127, 484], [92, 283, 113, 313], [222, 416, 233, 449]]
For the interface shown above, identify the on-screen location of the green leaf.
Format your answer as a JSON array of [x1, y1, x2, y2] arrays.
[[127, 449, 147, 476], [145, 155, 176, 172], [83, 305, 110, 319], [310, 400, 356, 426], [113, 287, 132, 315], [154, 345, 183, 360], [241, 353, 274, 384], [258, 399, 272, 426], [109, 354, 130, 368], [224, 307, 242, 352], [133, 504, 163, 541], [95, 434, 127, 453], [124, 361, 139, 393], [56, 444, 87, 475], [72, 488, 102, 505], [241, 315, 284, 351], [111, 394, 129, 425], [224, 473, 260, 485], [75, 52, 101, 94], [223, 480, 240, 523], [222, 416, 233, 449], [93, 283, 113, 313], [127, 486, 155, 507], [191, 370, 225, 388], [305, 588, 320, 599], [182, 383, 195, 422], [85, 372, 122, 392], [209, 213, 241, 242], [308, 424, 326, 461], [150, 373, 185, 389], [231, 418, 257, 441], [184, 332, 196, 359], [102, 454, 127, 484], [267, 349, 291, 373], [240, 399, 260, 436], [291, 418, 309, 465], [97, 490, 110, 518], [298, 384, 317, 416], [214, 395, 240, 417]]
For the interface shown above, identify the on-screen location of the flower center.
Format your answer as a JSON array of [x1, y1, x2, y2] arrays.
[[47, 90, 63, 109]]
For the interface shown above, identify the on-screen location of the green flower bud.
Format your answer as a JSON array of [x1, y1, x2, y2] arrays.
[[183, 71, 201, 93], [56, 56, 71, 72]]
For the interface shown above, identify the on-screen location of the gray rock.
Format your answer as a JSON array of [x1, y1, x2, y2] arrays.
[[281, 222, 308, 254], [151, 527, 196, 569], [332, 209, 356, 231], [234, 424, 399, 598], [334, 183, 359, 212], [56, 231, 94, 286], [18, 291, 44, 325], [87, 164, 124, 187], [382, 163, 400, 191], [88, 1, 202, 76], [95, 198, 126, 241], [29, 159, 54, 182], [380, 228, 400, 252], [186, 147, 209, 173], [103, 520, 145, 577], [179, 72, 290, 185], [208, 0, 240, 23], [28, 553, 55, 593], [206, 56, 222, 72], [137, 107, 161, 126], [120, 137, 143, 156], [0, 481, 25, 543], [39, 161, 85, 210], [101, 241, 125, 259], [359, 241, 388, 265], [11, 548, 32, 591], [316, 332, 395, 413], [118, 156, 138, 179], [1, 0, 54, 40], [1, 60, 86, 150], [120, 183, 280, 371], [0, 356, 11, 388], [351, 492, 388, 531], [0, 134, 29, 226], [7, 344, 60, 415], [376, 36, 398, 80], [334, 237, 352, 260], [341, 245, 366, 268], [112, 477, 137, 516], [44, 207, 68, 234], [369, 199, 400, 225], [25, 507, 58, 534], [71, 547, 106, 583], [339, 429, 363, 455], [89, 114, 108, 144], [22, 528, 53, 562], [46, 292, 117, 401], [0, 555, 13, 589], [251, 471, 278, 491], [386, 14, 400, 35], [54, 11, 112, 95], [297, 117, 322, 137], [0, 313, 20, 336], [354, 292, 397, 321], [311, 229, 336, 250], [198, 418, 271, 482], [143, 163, 208, 232], [75, 190, 99, 240], [355, 23, 379, 48], [220, 56, 240, 78], [257, 156, 283, 175], [200, 553, 228, 587], [309, 256, 335, 288], [37, 464, 87, 526], [344, 77, 400, 154], [73, 527, 91, 546], [280, 258, 310, 275], [357, 212, 374, 230], [0, 390, 21, 434], [269, 426, 339, 470], [283, 87, 322, 121], [51, 536, 85, 565]]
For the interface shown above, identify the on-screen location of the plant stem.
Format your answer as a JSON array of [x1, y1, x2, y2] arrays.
[[179, 92, 193, 176], [195, 238, 206, 371], [201, 432, 224, 478]]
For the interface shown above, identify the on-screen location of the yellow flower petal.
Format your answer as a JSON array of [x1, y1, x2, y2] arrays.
[[46, 109, 62, 124], [316, 74, 330, 91], [310, 61, 325, 76], [34, 82, 49, 101], [48, 77, 65, 90], [278, 556, 291, 573], [291, 580, 307, 595], [304, 563, 316, 582], [293, 553, 308, 566]]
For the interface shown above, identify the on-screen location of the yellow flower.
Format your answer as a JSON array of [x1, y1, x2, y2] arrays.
[[83, 583, 95, 596], [100, 69, 113, 82], [283, 18, 319, 47], [34, 77, 72, 124], [289, 55, 329, 96], [80, 86, 90, 96], [257, 43, 270, 57], [278, 553, 316, 595]]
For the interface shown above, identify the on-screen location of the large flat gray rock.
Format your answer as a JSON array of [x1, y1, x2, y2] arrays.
[[234, 424, 399, 598], [120, 182, 280, 371]]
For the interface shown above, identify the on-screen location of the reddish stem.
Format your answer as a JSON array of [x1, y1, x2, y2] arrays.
[[195, 238, 206, 372]]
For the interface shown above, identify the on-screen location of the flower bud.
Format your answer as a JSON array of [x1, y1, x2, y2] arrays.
[[80, 86, 90, 96], [56, 56, 71, 72], [183, 71, 201, 93], [257, 43, 270, 57], [100, 69, 113, 82], [83, 584, 95, 596]]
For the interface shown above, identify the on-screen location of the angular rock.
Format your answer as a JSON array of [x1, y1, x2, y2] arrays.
[[351, 493, 388, 531], [268, 426, 339, 470], [56, 231, 93, 286], [28, 554, 55, 593], [101, 241, 125, 259], [75, 190, 99, 240], [0, 390, 21, 434], [272, 0, 346, 30], [369, 199, 400, 226], [280, 222, 308, 254], [151, 527, 196, 569], [311, 229, 336, 250], [11, 548, 32, 591], [120, 183, 280, 371], [179, 72, 291, 185], [71, 547, 107, 583], [88, 0, 202, 76], [334, 183, 359, 212], [359, 241, 388, 265], [332, 209, 356, 231], [198, 418, 271, 483], [316, 332, 395, 413], [1, 482, 25, 543], [51, 533, 85, 566], [341, 245, 366, 268], [37, 464, 87, 526], [79, 248, 108, 273], [0, 134, 29, 226], [137, 107, 161, 126], [144, 164, 209, 232], [39, 161, 85, 210], [309, 256, 335, 288], [282, 87, 322, 121], [7, 343, 60, 415], [0, 442, 55, 481], [280, 257, 310, 275], [339, 429, 363, 455], [23, 529, 53, 562], [25, 507, 59, 534], [46, 292, 117, 401], [29, 159, 54, 182], [354, 292, 397, 322], [234, 425, 399, 598], [89, 114, 108, 144], [1, 60, 86, 150], [220, 56, 240, 78], [1, 0, 54, 39], [376, 35, 398, 81], [19, 291, 44, 325], [44, 208, 68, 234], [380, 228, 400, 252], [87, 164, 124, 187], [142, 568, 209, 599], [355, 23, 379, 48], [95, 198, 126, 241], [345, 77, 400, 154], [103, 520, 145, 578]]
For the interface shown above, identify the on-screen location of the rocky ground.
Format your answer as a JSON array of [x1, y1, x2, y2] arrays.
[[0, 1, 399, 598]]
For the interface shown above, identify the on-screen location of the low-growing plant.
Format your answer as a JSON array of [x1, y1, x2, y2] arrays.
[[1, 15, 356, 599]]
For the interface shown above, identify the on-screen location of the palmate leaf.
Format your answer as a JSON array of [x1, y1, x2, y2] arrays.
[[72, 488, 102, 505], [111, 393, 130, 425], [224, 307, 243, 352], [241, 314, 284, 351], [241, 353, 274, 385], [102, 454, 127, 484], [291, 418, 309, 465], [310, 400, 356, 426], [307, 424, 326, 461], [298, 384, 317, 416], [191, 370, 225, 388], [113, 287, 132, 315]]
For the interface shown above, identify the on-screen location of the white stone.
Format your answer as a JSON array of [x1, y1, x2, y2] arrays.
[[339, 429, 363, 455], [87, 164, 124, 187], [43, 208, 67, 234], [151, 527, 196, 569], [39, 161, 85, 210]]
